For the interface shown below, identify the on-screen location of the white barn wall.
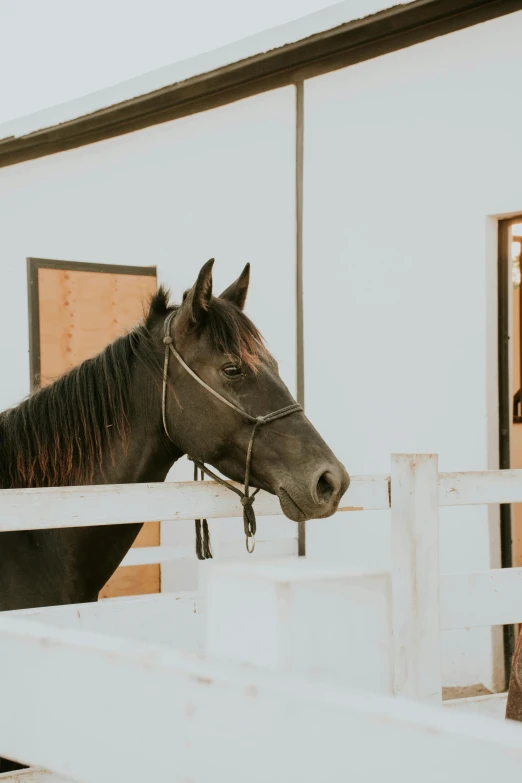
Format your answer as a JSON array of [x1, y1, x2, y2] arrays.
[[0, 86, 297, 589], [302, 12, 522, 690]]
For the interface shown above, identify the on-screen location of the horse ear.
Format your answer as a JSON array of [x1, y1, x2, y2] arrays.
[[185, 259, 214, 323], [219, 263, 250, 310]]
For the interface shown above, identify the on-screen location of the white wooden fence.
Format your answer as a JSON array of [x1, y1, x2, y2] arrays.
[[1, 454, 522, 781]]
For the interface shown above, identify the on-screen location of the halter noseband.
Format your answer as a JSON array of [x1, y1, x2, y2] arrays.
[[161, 309, 302, 559]]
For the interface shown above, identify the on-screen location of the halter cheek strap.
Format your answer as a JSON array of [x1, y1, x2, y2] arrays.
[[161, 309, 302, 559]]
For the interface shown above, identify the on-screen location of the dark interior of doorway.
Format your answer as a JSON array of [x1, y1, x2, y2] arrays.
[[498, 217, 522, 684]]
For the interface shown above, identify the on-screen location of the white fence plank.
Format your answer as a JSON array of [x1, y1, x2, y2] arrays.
[[204, 514, 297, 541], [0, 770, 71, 783], [444, 693, 508, 717], [6, 594, 203, 652], [121, 545, 181, 567], [439, 469, 522, 506], [1, 617, 522, 783], [128, 538, 297, 567], [5, 466, 522, 529], [440, 568, 522, 629], [213, 537, 298, 560], [391, 454, 441, 702], [0, 475, 389, 533], [206, 560, 393, 695]]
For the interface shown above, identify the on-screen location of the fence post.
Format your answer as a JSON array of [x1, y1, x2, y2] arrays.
[[391, 454, 441, 702]]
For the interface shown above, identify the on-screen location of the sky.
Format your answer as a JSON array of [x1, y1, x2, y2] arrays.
[[0, 0, 349, 125]]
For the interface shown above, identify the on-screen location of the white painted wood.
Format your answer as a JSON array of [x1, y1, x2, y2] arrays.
[[0, 771, 71, 783], [444, 692, 508, 718], [0, 475, 389, 533], [6, 594, 203, 652], [440, 568, 522, 630], [212, 536, 298, 560], [391, 454, 441, 702], [206, 559, 393, 694], [0, 481, 279, 532], [5, 455, 522, 735], [122, 541, 297, 568], [121, 545, 182, 566], [0, 769, 71, 783], [81, 533, 297, 571], [1, 616, 522, 783], [210, 514, 298, 541], [439, 470, 522, 507]]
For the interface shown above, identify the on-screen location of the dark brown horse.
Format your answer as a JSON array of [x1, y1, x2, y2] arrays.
[[0, 260, 349, 771]]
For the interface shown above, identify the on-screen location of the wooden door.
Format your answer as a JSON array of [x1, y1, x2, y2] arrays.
[[27, 257, 159, 598]]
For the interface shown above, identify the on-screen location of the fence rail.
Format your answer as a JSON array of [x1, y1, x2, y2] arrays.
[[0, 475, 389, 533], [3, 465, 522, 537], [0, 611, 522, 783], [439, 469, 522, 506], [2, 454, 522, 781]]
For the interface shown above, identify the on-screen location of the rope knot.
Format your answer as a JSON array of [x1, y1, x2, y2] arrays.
[[242, 500, 257, 539], [256, 415, 267, 425], [163, 336, 173, 345], [241, 495, 254, 507]]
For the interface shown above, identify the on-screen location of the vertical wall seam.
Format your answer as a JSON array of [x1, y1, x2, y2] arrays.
[[295, 81, 305, 557]]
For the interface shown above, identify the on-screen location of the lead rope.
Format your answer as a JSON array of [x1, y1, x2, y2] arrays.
[[194, 462, 213, 560], [161, 310, 302, 558]]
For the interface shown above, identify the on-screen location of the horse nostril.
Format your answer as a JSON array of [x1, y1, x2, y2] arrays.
[[316, 471, 337, 504]]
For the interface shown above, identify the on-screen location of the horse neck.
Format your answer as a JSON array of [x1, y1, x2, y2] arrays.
[[69, 360, 184, 600]]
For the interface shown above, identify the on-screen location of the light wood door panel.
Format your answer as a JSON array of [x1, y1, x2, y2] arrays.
[[34, 263, 159, 598]]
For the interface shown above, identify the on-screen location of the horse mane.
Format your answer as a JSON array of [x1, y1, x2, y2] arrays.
[[0, 322, 160, 490], [0, 285, 267, 489]]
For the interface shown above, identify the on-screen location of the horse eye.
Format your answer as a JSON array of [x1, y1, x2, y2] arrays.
[[222, 364, 243, 378]]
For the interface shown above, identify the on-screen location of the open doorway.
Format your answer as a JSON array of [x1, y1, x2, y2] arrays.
[[511, 225, 522, 572], [498, 217, 522, 679]]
